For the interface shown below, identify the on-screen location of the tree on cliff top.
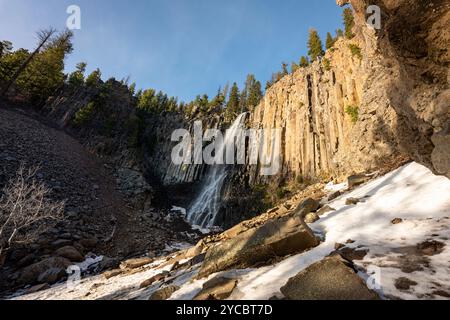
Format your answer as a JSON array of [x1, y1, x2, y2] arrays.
[[299, 56, 310, 68], [225, 82, 240, 122], [326, 32, 335, 50], [307, 29, 324, 62]]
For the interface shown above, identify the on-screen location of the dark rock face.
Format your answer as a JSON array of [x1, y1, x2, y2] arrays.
[[280, 255, 379, 300], [198, 215, 319, 278]]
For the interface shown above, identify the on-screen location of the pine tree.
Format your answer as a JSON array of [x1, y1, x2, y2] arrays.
[[336, 28, 344, 38], [307, 29, 325, 62], [326, 32, 335, 50], [291, 61, 299, 73], [225, 82, 240, 122], [299, 56, 309, 68], [68, 62, 87, 87], [247, 79, 262, 110], [85, 68, 102, 87], [343, 8, 355, 39]]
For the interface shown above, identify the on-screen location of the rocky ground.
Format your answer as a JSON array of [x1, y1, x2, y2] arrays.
[[10, 161, 450, 300], [0, 106, 200, 296]]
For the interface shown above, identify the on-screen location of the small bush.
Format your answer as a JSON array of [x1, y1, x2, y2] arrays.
[[345, 105, 359, 123], [323, 58, 331, 71], [73, 102, 96, 126], [348, 44, 362, 60]]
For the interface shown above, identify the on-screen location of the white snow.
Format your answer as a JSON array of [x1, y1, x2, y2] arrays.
[[12, 162, 450, 300]]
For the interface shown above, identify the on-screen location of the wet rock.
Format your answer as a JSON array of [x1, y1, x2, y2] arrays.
[[55, 246, 84, 262], [198, 215, 319, 278], [395, 277, 418, 291], [194, 276, 238, 300], [391, 218, 403, 225], [148, 285, 180, 300], [280, 255, 379, 300]]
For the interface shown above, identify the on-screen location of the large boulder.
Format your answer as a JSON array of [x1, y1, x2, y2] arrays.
[[280, 255, 379, 300], [198, 215, 319, 278], [55, 246, 84, 262], [431, 126, 450, 178], [17, 257, 72, 285]]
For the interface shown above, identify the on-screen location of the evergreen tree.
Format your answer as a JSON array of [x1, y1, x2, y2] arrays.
[[326, 32, 335, 50], [85, 68, 102, 87], [247, 79, 262, 110], [68, 62, 87, 87], [336, 28, 344, 38], [343, 8, 355, 39], [307, 29, 324, 62], [129, 82, 136, 96], [291, 61, 299, 73], [225, 82, 240, 122], [299, 56, 310, 68]]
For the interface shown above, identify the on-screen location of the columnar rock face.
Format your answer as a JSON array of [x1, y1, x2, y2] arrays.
[[250, 39, 397, 182], [248, 0, 449, 182]]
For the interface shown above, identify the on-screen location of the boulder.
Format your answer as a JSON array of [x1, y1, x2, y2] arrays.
[[294, 198, 320, 217], [395, 277, 418, 291], [431, 125, 450, 178], [317, 205, 336, 216], [391, 218, 403, 225], [18, 257, 71, 285], [348, 174, 370, 188], [120, 257, 154, 270], [55, 246, 84, 262], [304, 212, 320, 224], [148, 285, 180, 300], [37, 268, 67, 284], [139, 271, 169, 288], [280, 255, 379, 300], [198, 215, 319, 278], [345, 197, 360, 205], [194, 276, 238, 300], [103, 269, 122, 280]]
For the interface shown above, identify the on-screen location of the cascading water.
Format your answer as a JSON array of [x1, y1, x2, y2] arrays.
[[187, 113, 248, 228]]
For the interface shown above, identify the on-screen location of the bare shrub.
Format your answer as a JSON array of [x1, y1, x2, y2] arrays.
[[0, 165, 65, 264]]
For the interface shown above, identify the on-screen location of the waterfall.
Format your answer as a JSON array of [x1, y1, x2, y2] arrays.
[[187, 113, 248, 228]]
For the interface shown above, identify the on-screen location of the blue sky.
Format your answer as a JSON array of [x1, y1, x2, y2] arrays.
[[0, 0, 344, 102]]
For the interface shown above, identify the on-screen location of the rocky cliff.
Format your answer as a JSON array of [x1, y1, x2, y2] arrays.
[[250, 0, 449, 183]]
